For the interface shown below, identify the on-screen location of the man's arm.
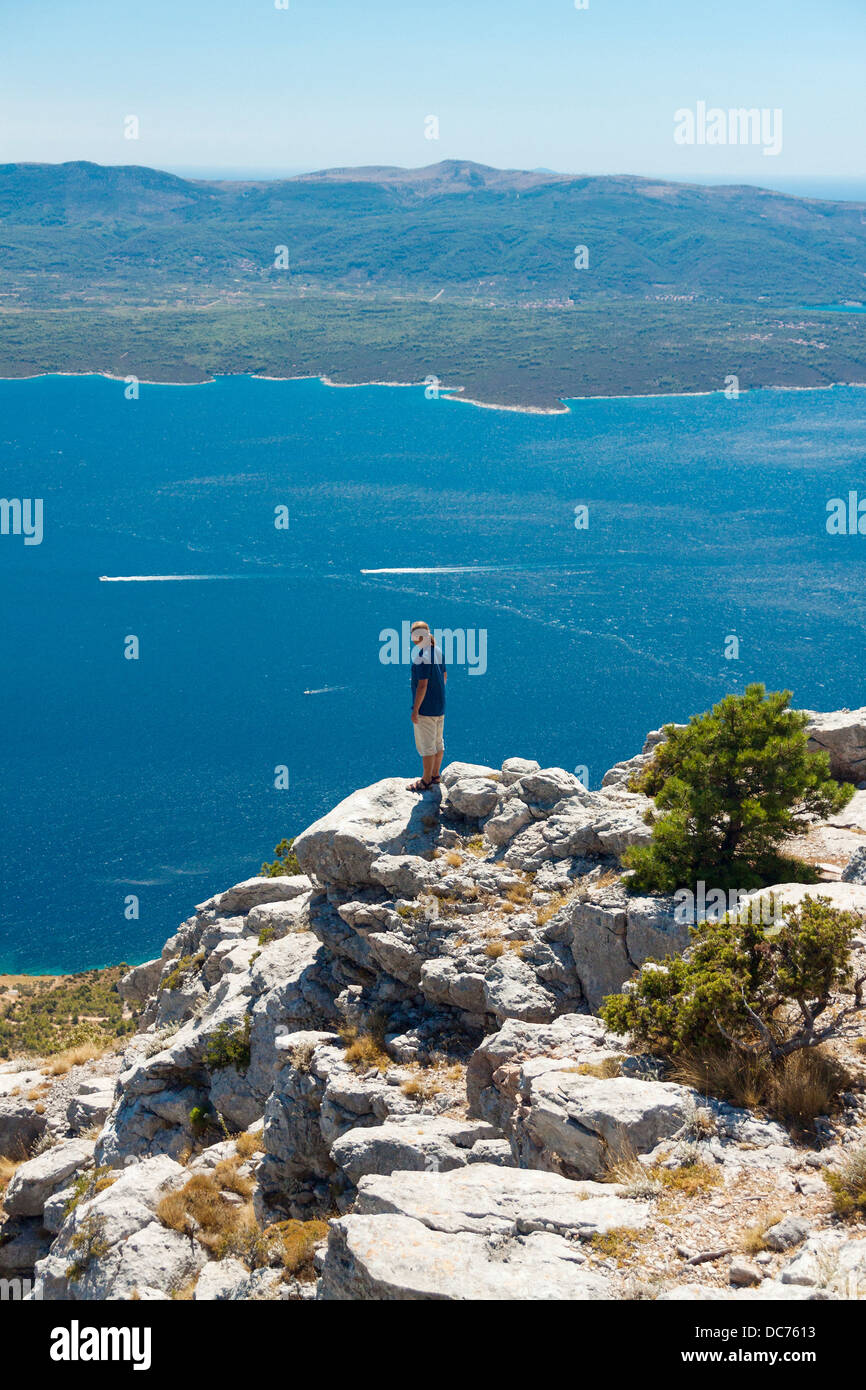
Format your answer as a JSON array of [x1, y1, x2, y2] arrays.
[[412, 678, 428, 722]]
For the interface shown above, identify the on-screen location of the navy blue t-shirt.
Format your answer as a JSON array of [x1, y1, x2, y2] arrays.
[[411, 642, 447, 715]]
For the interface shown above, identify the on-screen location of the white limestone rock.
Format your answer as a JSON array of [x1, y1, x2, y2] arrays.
[[3, 1137, 96, 1218], [294, 778, 440, 888]]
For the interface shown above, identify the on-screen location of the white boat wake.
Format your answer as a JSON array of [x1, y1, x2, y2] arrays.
[[360, 565, 507, 575], [98, 574, 266, 582]]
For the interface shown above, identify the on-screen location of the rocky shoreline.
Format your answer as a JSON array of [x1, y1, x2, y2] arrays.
[[3, 706, 866, 1301]]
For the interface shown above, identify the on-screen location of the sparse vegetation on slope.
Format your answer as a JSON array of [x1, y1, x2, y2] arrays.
[[0, 965, 136, 1060]]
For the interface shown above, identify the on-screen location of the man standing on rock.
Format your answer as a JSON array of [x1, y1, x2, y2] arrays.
[[408, 620, 447, 792]]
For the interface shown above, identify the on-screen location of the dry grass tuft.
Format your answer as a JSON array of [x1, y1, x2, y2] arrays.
[[603, 1152, 664, 1199], [670, 1045, 848, 1128], [484, 940, 505, 959], [653, 1160, 722, 1197], [565, 1056, 623, 1080], [170, 1276, 199, 1301], [824, 1144, 866, 1220], [400, 1055, 465, 1101], [590, 1226, 648, 1263], [264, 1218, 329, 1281], [339, 1017, 391, 1073], [535, 891, 570, 927], [741, 1210, 786, 1255], [235, 1129, 264, 1160], [214, 1155, 255, 1198], [157, 1172, 259, 1260], [0, 1156, 20, 1197], [43, 1041, 107, 1076]]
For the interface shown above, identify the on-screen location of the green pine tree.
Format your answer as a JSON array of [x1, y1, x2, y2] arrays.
[[624, 684, 853, 894]]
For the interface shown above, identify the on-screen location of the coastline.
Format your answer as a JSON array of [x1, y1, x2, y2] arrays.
[[3, 368, 866, 416]]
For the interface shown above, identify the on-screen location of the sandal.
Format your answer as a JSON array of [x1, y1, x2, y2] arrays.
[[408, 778, 432, 792]]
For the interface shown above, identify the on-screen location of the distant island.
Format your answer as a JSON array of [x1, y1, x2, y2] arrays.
[[1, 159, 865, 408]]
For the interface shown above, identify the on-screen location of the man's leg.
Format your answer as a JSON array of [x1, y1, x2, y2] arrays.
[[422, 753, 437, 783], [410, 716, 436, 789], [430, 719, 445, 780]]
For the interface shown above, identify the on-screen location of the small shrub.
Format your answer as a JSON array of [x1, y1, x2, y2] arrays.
[[160, 953, 205, 994], [601, 896, 866, 1065], [261, 838, 301, 877], [188, 1104, 213, 1134], [825, 1145, 866, 1220], [257, 925, 277, 946], [63, 1166, 117, 1218], [484, 940, 505, 959], [65, 1213, 110, 1282], [204, 1015, 252, 1073]]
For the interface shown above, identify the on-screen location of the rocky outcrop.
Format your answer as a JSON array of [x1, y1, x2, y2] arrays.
[[9, 712, 866, 1303], [567, 890, 692, 1010], [319, 1165, 646, 1299], [294, 781, 441, 888], [32, 1154, 203, 1301], [91, 876, 341, 1169], [805, 707, 866, 785], [467, 1014, 691, 1175], [3, 1138, 95, 1217], [329, 1116, 500, 1186], [0, 1071, 47, 1159]]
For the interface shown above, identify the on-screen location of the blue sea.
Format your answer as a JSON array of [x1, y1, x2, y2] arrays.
[[3, 374, 866, 974]]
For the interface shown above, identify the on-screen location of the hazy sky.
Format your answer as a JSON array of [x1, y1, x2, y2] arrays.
[[2, 0, 864, 189]]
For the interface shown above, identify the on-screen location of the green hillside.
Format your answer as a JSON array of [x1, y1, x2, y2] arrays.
[[1, 160, 863, 405]]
